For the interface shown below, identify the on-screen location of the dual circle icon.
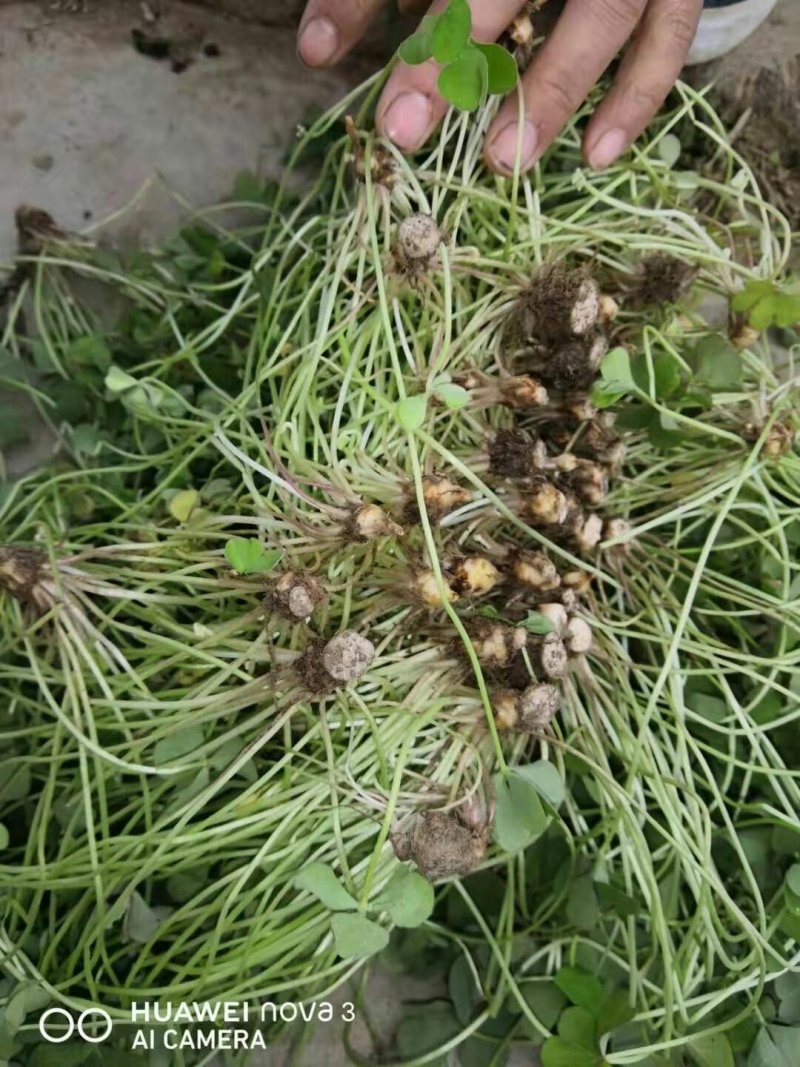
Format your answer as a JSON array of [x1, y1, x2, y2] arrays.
[[38, 1007, 113, 1043]]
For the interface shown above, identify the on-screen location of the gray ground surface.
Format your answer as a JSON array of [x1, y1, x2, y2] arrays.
[[0, 0, 377, 266]]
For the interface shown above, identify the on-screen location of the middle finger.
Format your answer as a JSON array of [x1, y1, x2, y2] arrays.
[[485, 0, 649, 173]]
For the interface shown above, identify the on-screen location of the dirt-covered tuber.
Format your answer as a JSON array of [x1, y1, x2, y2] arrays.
[[271, 571, 327, 622], [392, 810, 488, 882]]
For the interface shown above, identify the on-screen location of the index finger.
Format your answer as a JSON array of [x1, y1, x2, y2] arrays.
[[298, 0, 387, 67], [485, 0, 648, 173]]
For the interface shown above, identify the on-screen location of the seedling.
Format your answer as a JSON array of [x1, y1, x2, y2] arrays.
[[398, 0, 518, 112], [224, 538, 283, 575], [294, 861, 434, 959], [731, 278, 800, 330]]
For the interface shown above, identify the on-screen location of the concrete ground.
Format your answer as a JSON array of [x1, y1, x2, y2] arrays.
[[0, 0, 382, 265]]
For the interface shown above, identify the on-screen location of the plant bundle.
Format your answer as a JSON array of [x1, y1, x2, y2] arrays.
[[0, 70, 799, 1066]]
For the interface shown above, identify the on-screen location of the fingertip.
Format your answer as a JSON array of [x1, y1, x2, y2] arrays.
[[378, 90, 434, 152], [584, 126, 627, 170], [297, 16, 339, 67], [484, 119, 539, 175]]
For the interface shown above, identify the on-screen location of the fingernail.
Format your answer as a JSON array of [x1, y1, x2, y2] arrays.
[[298, 16, 338, 66], [487, 120, 538, 174], [588, 127, 627, 169], [382, 91, 433, 151]]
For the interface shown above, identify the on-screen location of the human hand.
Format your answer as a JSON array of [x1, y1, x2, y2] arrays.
[[297, 0, 703, 173]]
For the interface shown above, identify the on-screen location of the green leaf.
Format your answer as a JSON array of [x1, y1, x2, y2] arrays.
[[522, 611, 555, 635], [692, 1034, 738, 1067], [786, 885, 800, 916], [209, 737, 257, 782], [775, 972, 800, 1024], [682, 385, 713, 411], [432, 0, 471, 64], [731, 280, 774, 313], [749, 295, 778, 331], [554, 966, 604, 1010], [773, 293, 800, 328], [449, 955, 480, 1026], [593, 346, 637, 407], [398, 14, 440, 65], [295, 862, 358, 912], [373, 866, 434, 928], [519, 981, 567, 1034], [692, 335, 742, 389], [731, 279, 800, 331], [600, 346, 634, 388], [687, 694, 729, 724], [615, 404, 657, 431], [778, 908, 800, 942], [399, 32, 433, 65], [558, 1006, 597, 1050], [153, 724, 204, 764], [474, 43, 518, 94], [458, 1035, 508, 1067], [0, 823, 8, 850], [652, 354, 681, 398], [105, 365, 138, 393], [331, 913, 389, 959], [0, 398, 28, 448], [773, 824, 800, 854], [380, 925, 450, 977], [727, 1013, 760, 1053], [124, 890, 159, 943], [396, 1002, 461, 1060], [566, 874, 601, 930], [657, 133, 681, 168], [68, 334, 112, 371], [596, 989, 635, 1035], [631, 354, 682, 401], [648, 410, 684, 451], [438, 46, 489, 112], [201, 477, 233, 504], [395, 393, 428, 431], [493, 768, 550, 853], [595, 881, 640, 918], [168, 488, 199, 524], [760, 996, 778, 1022], [514, 760, 566, 809], [162, 768, 207, 820], [71, 424, 103, 458], [0, 763, 30, 802], [689, 1032, 734, 1067], [591, 381, 628, 409], [434, 382, 470, 410], [224, 538, 283, 575], [166, 869, 208, 903], [29, 1045, 96, 1067], [785, 865, 800, 896], [747, 1026, 796, 1067], [541, 1037, 600, 1067], [4, 982, 50, 1033], [749, 692, 783, 725]]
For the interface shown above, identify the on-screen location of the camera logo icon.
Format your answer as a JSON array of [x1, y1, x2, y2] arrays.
[[38, 1007, 113, 1044]]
